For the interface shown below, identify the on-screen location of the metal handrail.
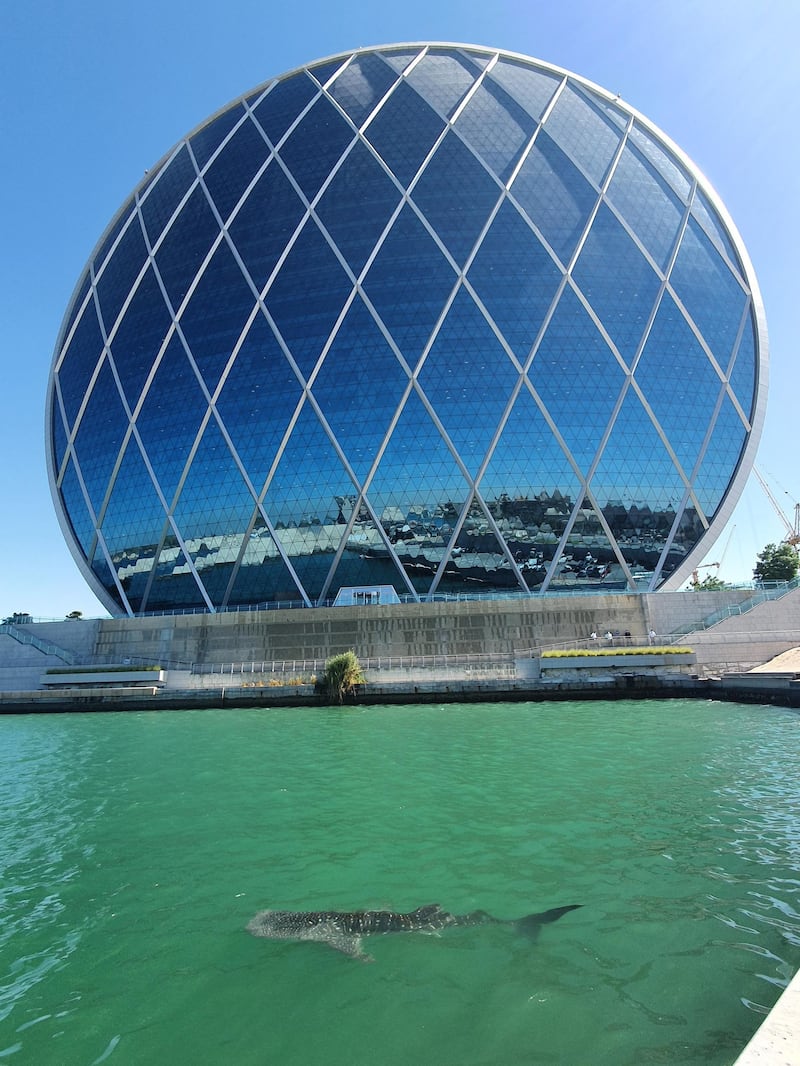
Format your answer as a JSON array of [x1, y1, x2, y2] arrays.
[[0, 623, 77, 664]]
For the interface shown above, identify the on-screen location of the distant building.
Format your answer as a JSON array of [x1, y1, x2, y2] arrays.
[[47, 44, 767, 616]]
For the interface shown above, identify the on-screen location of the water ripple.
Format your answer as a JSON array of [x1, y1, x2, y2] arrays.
[[0, 700, 799, 1065]]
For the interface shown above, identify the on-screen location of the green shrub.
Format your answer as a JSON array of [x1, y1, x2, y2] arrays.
[[541, 647, 692, 659], [320, 651, 364, 703]]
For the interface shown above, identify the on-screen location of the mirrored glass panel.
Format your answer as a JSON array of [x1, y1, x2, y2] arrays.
[[310, 295, 409, 483], [134, 333, 208, 506], [48, 45, 765, 612], [74, 358, 129, 515], [328, 53, 397, 127]]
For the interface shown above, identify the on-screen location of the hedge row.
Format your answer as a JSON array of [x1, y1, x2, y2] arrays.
[[541, 647, 692, 659]]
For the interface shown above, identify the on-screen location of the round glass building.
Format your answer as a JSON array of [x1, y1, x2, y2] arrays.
[[47, 43, 768, 615]]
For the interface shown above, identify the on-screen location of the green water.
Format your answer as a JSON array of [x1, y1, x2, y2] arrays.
[[1, 700, 800, 1065]]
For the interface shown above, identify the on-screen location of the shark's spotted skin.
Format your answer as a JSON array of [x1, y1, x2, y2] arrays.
[[247, 903, 580, 961]]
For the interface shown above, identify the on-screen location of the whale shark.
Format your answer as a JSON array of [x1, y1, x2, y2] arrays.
[[246, 903, 581, 961]]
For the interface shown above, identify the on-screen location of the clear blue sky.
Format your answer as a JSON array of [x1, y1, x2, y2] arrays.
[[2, 0, 798, 619]]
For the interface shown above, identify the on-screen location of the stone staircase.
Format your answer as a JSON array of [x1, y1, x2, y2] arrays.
[[679, 586, 800, 673], [0, 620, 100, 692]]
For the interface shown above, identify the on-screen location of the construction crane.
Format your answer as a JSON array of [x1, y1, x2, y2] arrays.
[[691, 524, 736, 585], [753, 467, 800, 548]]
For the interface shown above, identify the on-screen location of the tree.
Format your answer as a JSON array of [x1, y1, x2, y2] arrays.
[[66, 610, 83, 620], [321, 651, 365, 704], [689, 574, 728, 591], [753, 542, 799, 583]]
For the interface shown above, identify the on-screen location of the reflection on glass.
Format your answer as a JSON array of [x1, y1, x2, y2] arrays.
[[48, 45, 764, 614]]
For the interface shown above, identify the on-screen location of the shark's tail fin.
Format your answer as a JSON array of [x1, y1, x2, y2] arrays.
[[513, 904, 582, 939]]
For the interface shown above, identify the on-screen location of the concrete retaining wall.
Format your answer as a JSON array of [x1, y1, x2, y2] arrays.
[[2, 588, 799, 693], [89, 593, 648, 667]]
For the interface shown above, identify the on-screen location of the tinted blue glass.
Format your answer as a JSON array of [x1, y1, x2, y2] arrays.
[[328, 53, 397, 126], [575, 84, 628, 131], [171, 416, 255, 541], [231, 529, 296, 605], [547, 519, 622, 592], [263, 399, 353, 525], [670, 218, 747, 363], [202, 116, 271, 221], [59, 458, 97, 560], [691, 188, 742, 272], [418, 288, 518, 475], [265, 220, 353, 378], [693, 395, 748, 519], [573, 203, 662, 363], [467, 198, 563, 359], [363, 204, 457, 363], [99, 436, 166, 556], [108, 266, 172, 408], [276, 544, 336, 605], [144, 541, 207, 613], [308, 57, 347, 86], [216, 311, 303, 492], [154, 185, 221, 310], [454, 76, 536, 182], [379, 49, 420, 75], [411, 131, 500, 265], [364, 79, 446, 188], [462, 49, 492, 70], [73, 358, 129, 515], [324, 531, 411, 602], [94, 216, 149, 333], [226, 528, 307, 608], [365, 388, 468, 595], [529, 286, 626, 472], [51, 402, 69, 474], [139, 145, 197, 243], [310, 295, 409, 482], [62, 273, 92, 340], [89, 551, 124, 613], [607, 141, 684, 271], [634, 292, 723, 477], [253, 72, 318, 144], [227, 161, 305, 291], [544, 84, 621, 186], [50, 46, 765, 608], [728, 315, 757, 419], [179, 239, 257, 392], [93, 203, 135, 277], [591, 389, 685, 511], [446, 494, 522, 595], [135, 334, 207, 505], [196, 547, 240, 606], [279, 97, 354, 201], [190, 103, 246, 170], [316, 139, 402, 276], [405, 51, 479, 118], [488, 58, 561, 123], [628, 122, 691, 203], [510, 129, 597, 265], [479, 386, 582, 579], [57, 301, 106, 428], [599, 493, 678, 576]]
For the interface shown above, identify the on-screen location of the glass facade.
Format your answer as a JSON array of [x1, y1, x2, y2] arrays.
[[47, 44, 767, 616]]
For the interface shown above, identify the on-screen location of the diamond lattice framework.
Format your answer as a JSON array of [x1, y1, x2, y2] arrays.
[[47, 43, 767, 615]]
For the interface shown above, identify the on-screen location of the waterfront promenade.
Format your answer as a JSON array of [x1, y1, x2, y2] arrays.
[[3, 584, 800, 711]]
